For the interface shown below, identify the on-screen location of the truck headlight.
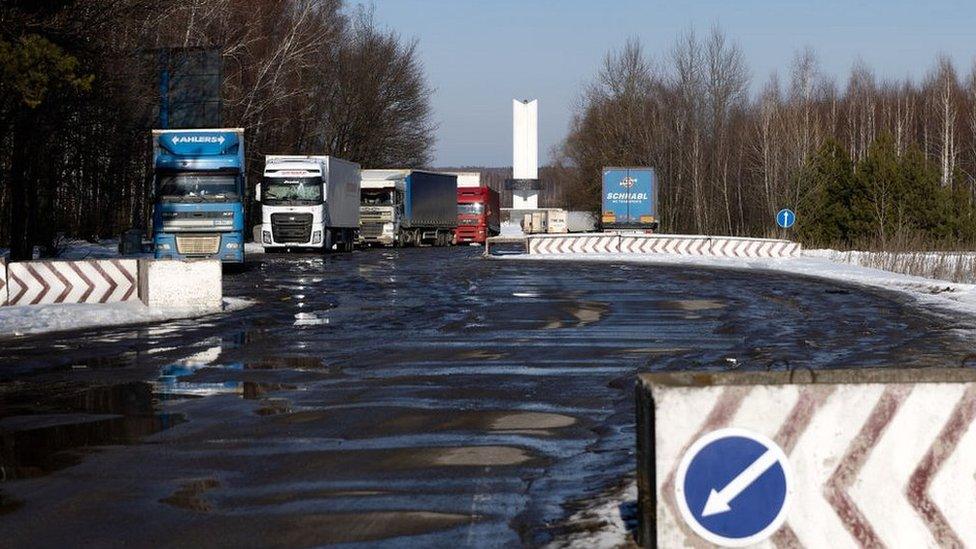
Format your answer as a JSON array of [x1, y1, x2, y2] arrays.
[[312, 231, 322, 244], [382, 223, 394, 234], [262, 231, 272, 244]]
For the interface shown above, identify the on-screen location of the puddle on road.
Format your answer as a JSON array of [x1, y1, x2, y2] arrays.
[[244, 356, 332, 371], [160, 478, 220, 512], [0, 382, 186, 480], [657, 299, 726, 311], [425, 445, 533, 467]]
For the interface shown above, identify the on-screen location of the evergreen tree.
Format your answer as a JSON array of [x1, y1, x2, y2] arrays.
[[796, 139, 856, 245]]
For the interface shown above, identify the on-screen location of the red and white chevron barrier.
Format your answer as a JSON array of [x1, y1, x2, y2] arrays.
[[527, 234, 621, 254], [526, 233, 800, 258], [5, 259, 138, 306], [638, 369, 976, 548], [0, 257, 7, 306]]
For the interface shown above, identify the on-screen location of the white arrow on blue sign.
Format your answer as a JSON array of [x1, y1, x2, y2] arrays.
[[675, 428, 793, 547], [776, 208, 796, 229]]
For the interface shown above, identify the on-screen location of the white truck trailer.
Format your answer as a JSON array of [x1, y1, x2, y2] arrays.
[[257, 156, 360, 252]]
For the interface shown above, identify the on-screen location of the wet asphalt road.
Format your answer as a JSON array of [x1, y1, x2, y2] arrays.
[[0, 246, 973, 547]]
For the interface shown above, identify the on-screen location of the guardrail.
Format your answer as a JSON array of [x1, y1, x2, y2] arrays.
[[636, 368, 976, 547]]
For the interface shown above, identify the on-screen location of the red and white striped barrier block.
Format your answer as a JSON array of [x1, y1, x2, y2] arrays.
[[637, 369, 976, 548], [5, 259, 138, 306], [527, 234, 620, 254], [526, 233, 801, 258], [0, 257, 7, 306]]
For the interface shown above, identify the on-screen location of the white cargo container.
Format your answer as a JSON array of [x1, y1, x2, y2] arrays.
[[257, 156, 361, 252], [566, 211, 597, 233], [547, 209, 567, 233]]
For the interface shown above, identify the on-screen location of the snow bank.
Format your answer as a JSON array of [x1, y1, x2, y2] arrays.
[[1, 240, 152, 262], [496, 251, 976, 322], [0, 297, 253, 338], [807, 248, 976, 284]]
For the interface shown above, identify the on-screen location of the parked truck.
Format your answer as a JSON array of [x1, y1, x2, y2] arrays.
[[257, 156, 360, 252], [601, 167, 658, 231], [521, 209, 567, 234], [359, 170, 457, 247], [455, 186, 500, 244], [152, 128, 246, 263]]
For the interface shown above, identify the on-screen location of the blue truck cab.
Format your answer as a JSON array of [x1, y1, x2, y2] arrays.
[[152, 128, 246, 263]]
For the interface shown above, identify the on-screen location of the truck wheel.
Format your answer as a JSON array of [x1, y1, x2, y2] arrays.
[[323, 229, 333, 254]]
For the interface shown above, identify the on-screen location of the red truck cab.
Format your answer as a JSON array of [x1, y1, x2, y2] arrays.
[[455, 186, 500, 244]]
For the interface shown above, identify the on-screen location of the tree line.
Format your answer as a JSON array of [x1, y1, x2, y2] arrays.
[[0, 0, 435, 260], [559, 29, 976, 248]]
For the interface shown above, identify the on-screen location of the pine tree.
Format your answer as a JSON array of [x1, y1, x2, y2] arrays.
[[796, 139, 856, 245]]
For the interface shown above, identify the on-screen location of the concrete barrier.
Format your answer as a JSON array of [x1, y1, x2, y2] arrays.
[[637, 368, 976, 547], [527, 233, 800, 258], [0, 257, 7, 306], [138, 259, 222, 310], [6, 259, 138, 306]]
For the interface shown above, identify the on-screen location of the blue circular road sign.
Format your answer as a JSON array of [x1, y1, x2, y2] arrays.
[[776, 208, 796, 229], [675, 428, 793, 547]]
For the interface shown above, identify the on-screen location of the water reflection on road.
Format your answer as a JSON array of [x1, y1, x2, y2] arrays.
[[0, 247, 973, 546]]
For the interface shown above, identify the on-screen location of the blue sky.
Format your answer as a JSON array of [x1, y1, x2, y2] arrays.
[[370, 0, 975, 167]]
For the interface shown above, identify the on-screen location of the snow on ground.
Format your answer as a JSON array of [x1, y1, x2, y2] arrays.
[[548, 482, 638, 548], [1, 239, 149, 261], [0, 297, 253, 338], [806, 248, 976, 284], [497, 250, 976, 323], [500, 221, 526, 237]]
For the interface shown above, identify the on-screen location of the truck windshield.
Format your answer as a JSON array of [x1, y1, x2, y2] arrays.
[[158, 173, 239, 201], [362, 190, 394, 205], [262, 177, 322, 204], [458, 203, 484, 215]]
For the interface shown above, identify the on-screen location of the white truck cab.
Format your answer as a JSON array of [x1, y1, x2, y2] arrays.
[[258, 156, 360, 252]]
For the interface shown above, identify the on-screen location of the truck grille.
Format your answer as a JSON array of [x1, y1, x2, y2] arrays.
[[271, 213, 313, 243], [176, 235, 220, 255], [360, 223, 385, 239], [360, 212, 391, 223]]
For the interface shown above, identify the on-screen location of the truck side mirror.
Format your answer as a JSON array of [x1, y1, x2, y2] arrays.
[[255, 183, 262, 202]]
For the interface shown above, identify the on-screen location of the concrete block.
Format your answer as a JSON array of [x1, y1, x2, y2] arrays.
[[138, 259, 222, 311], [637, 368, 976, 547]]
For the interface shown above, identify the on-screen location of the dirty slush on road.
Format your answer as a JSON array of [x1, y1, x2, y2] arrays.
[[1, 247, 972, 547]]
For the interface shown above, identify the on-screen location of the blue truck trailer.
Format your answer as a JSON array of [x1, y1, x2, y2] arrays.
[[151, 128, 246, 263], [601, 167, 658, 231], [359, 169, 458, 247]]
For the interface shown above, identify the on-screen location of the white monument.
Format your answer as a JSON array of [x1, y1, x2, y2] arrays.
[[510, 99, 540, 209]]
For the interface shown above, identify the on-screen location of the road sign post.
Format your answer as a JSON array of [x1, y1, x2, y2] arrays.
[[776, 208, 796, 229]]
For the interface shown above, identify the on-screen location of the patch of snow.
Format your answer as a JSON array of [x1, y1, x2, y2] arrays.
[[496, 251, 976, 323], [548, 481, 638, 548], [1, 239, 149, 261], [500, 221, 526, 237], [0, 297, 253, 339]]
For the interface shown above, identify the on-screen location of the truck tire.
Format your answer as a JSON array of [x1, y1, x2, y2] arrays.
[[344, 230, 355, 252], [323, 229, 333, 254]]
